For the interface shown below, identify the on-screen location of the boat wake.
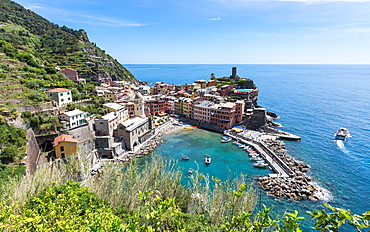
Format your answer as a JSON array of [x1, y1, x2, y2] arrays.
[[335, 140, 350, 154]]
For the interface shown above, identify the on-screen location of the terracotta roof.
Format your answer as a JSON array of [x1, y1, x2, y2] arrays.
[[53, 134, 77, 146], [47, 88, 70, 93], [60, 67, 77, 71]]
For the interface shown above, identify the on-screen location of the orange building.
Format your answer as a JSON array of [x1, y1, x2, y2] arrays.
[[53, 134, 78, 159]]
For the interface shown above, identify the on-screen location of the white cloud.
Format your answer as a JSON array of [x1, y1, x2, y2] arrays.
[[209, 17, 221, 20], [80, 15, 145, 27]]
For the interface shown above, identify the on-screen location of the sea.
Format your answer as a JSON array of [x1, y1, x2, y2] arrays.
[[125, 64, 370, 230]]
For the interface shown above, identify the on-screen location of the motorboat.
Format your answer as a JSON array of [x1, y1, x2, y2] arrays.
[[250, 156, 263, 161], [221, 136, 232, 143], [335, 128, 349, 140], [253, 162, 269, 168], [188, 168, 194, 174], [204, 154, 211, 164], [181, 156, 190, 161]]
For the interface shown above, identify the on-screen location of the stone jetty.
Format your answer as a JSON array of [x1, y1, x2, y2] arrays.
[[227, 129, 323, 201], [135, 135, 164, 157]]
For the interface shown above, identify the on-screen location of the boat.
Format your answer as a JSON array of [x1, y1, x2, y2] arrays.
[[221, 136, 232, 143], [253, 162, 269, 168], [204, 154, 211, 164], [188, 168, 194, 174], [250, 156, 263, 161], [335, 128, 349, 140], [181, 156, 190, 161]]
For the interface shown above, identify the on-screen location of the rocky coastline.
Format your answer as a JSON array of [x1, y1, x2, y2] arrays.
[[135, 135, 164, 157], [257, 136, 327, 201]]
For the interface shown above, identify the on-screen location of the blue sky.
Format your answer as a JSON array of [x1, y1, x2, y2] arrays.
[[14, 0, 370, 64]]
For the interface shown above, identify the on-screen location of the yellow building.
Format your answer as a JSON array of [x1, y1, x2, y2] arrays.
[[174, 98, 184, 115], [53, 134, 78, 159], [182, 98, 193, 118]]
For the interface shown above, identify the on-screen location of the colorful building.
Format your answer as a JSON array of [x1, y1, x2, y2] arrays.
[[60, 68, 78, 81], [192, 100, 216, 123], [47, 88, 72, 106], [210, 101, 244, 129], [53, 134, 78, 159], [59, 109, 89, 129]]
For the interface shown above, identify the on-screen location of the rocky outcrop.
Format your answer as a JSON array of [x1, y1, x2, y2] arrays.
[[257, 139, 320, 201], [135, 135, 164, 157]]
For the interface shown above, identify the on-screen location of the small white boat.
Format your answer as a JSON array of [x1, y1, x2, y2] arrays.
[[335, 128, 349, 140], [221, 137, 232, 143], [188, 168, 194, 174], [253, 162, 269, 168], [248, 152, 259, 157], [204, 155, 211, 164], [250, 156, 263, 161]]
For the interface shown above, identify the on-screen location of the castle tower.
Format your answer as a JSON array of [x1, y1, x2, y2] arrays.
[[231, 67, 240, 80], [133, 91, 145, 117], [232, 67, 237, 78]]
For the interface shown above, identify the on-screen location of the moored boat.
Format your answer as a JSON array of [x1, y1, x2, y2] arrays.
[[250, 156, 263, 161], [253, 162, 269, 168], [221, 136, 232, 143], [204, 154, 211, 164], [335, 128, 349, 140]]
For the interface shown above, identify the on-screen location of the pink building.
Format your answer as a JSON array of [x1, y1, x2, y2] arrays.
[[210, 101, 244, 129], [192, 100, 216, 123], [144, 99, 166, 116], [60, 68, 79, 81], [218, 85, 234, 96]]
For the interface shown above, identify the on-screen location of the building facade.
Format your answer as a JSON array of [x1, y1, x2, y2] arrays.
[[47, 88, 72, 106], [59, 109, 88, 129], [53, 134, 78, 159]]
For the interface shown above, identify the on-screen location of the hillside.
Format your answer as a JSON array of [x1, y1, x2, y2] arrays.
[[0, 0, 138, 84]]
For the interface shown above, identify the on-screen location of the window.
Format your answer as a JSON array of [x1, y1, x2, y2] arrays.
[[60, 146, 64, 152], [60, 93, 63, 96], [68, 98, 71, 101], [67, 92, 70, 95], [61, 99, 64, 102]]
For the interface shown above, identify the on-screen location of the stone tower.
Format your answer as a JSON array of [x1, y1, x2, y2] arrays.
[[133, 91, 145, 117], [231, 67, 240, 80]]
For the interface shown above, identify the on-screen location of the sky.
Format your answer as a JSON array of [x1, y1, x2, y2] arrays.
[[13, 0, 370, 64]]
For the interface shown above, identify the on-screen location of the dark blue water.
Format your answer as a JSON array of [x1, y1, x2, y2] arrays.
[[125, 64, 370, 229]]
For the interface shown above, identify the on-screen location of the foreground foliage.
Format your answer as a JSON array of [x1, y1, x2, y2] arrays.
[[0, 157, 369, 231]]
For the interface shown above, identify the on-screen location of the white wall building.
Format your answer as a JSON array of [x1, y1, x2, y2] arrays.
[[59, 109, 89, 129], [47, 88, 72, 106]]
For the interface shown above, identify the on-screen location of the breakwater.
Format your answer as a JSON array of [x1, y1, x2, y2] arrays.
[[225, 130, 324, 201]]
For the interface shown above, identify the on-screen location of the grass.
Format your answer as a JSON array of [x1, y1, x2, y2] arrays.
[[0, 154, 257, 226]]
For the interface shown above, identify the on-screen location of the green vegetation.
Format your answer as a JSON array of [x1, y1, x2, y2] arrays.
[[0, 124, 27, 181], [0, 0, 139, 110], [0, 156, 368, 231], [0, 0, 136, 83]]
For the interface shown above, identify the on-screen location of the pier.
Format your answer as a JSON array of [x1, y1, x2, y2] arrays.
[[224, 131, 295, 178]]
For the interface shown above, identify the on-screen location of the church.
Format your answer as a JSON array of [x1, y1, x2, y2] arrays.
[[114, 92, 154, 151]]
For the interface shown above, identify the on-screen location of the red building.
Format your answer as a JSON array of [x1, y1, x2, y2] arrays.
[[60, 68, 79, 81], [145, 99, 166, 116], [209, 101, 244, 130]]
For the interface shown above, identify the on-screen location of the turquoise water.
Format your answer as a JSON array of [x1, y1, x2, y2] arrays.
[[126, 64, 370, 230]]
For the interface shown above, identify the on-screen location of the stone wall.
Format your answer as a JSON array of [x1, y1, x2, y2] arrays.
[[26, 129, 41, 176], [8, 102, 55, 114], [68, 124, 96, 160]]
